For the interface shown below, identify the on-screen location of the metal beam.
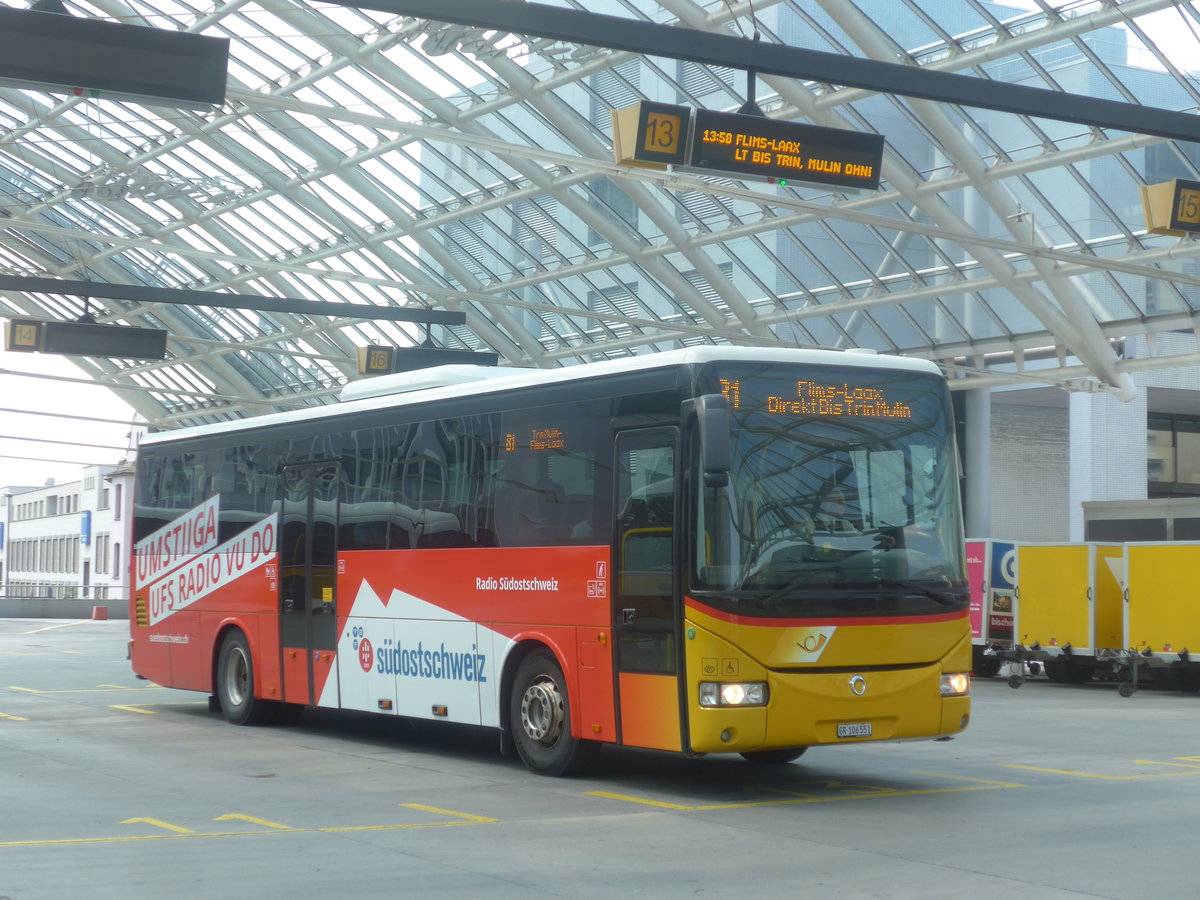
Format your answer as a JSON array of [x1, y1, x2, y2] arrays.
[[0, 275, 466, 325], [334, 0, 1200, 143], [0, 7, 229, 108]]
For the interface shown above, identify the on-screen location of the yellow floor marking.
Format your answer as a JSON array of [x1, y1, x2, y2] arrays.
[[0, 830, 292, 849], [24, 621, 91, 634], [1004, 763, 1200, 781], [8, 685, 163, 694], [0, 809, 500, 849], [321, 821, 487, 832], [399, 804, 500, 824], [586, 792, 694, 810], [0, 712, 29, 721], [588, 773, 1021, 811], [909, 771, 1028, 787], [744, 780, 900, 800], [109, 701, 208, 715], [214, 814, 293, 830], [120, 818, 195, 834], [1133, 759, 1200, 770]]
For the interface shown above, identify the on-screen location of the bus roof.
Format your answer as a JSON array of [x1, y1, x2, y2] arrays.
[[139, 346, 942, 448]]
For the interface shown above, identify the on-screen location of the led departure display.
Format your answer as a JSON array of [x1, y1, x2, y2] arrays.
[[4, 316, 168, 359], [690, 109, 885, 189], [505, 428, 566, 452], [613, 102, 885, 190]]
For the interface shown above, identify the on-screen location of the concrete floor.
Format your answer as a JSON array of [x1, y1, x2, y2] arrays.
[[1, 618, 1196, 899]]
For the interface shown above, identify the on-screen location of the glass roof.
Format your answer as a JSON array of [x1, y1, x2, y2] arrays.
[[2, 0, 1200, 429]]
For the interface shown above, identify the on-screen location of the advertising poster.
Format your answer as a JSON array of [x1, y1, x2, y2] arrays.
[[966, 540, 985, 640], [988, 541, 1017, 645]]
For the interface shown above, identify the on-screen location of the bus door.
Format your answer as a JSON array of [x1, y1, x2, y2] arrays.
[[279, 462, 340, 707], [613, 428, 682, 752]]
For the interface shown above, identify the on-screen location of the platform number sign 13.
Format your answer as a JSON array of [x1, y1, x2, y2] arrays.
[[641, 108, 684, 158]]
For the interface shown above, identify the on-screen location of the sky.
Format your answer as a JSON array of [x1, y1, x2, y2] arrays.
[[0, 343, 141, 489]]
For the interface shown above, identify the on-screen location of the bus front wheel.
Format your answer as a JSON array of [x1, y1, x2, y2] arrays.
[[510, 650, 596, 776], [216, 630, 275, 726]]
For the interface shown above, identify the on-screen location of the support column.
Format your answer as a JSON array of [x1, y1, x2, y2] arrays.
[[1068, 388, 1147, 541], [964, 387, 991, 539]]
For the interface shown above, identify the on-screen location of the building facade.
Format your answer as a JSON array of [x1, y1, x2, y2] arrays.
[[0, 463, 136, 607]]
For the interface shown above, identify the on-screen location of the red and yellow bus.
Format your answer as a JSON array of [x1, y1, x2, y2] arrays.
[[130, 347, 970, 775]]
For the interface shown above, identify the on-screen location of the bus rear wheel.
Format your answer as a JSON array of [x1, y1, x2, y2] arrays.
[[216, 630, 275, 726], [510, 650, 596, 776], [740, 747, 807, 765]]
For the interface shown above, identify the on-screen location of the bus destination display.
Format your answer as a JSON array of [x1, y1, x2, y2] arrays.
[[506, 428, 566, 452], [691, 109, 885, 190], [721, 378, 913, 419]]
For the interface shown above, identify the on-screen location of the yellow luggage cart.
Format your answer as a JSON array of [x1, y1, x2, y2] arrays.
[[1109, 543, 1200, 696], [1015, 543, 1123, 687]]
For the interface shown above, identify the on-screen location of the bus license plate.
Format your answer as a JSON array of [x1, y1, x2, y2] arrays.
[[837, 722, 872, 739]]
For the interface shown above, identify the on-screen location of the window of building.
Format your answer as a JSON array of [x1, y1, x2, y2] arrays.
[[95, 533, 110, 575], [585, 177, 638, 246], [1149, 413, 1200, 496]]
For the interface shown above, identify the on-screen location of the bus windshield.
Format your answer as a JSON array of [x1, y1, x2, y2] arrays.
[[693, 363, 967, 618]]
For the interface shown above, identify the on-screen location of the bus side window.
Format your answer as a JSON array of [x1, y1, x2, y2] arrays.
[[395, 416, 494, 550], [343, 429, 393, 549], [133, 455, 168, 540], [491, 400, 609, 548], [161, 456, 193, 510]]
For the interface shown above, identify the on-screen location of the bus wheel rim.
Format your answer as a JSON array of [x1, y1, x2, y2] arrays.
[[520, 676, 565, 745], [226, 648, 249, 706]]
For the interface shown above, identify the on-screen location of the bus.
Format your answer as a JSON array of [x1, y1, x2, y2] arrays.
[[130, 347, 971, 775]]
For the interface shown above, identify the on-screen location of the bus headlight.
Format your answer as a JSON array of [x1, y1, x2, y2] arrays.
[[699, 682, 768, 707], [940, 673, 971, 697]]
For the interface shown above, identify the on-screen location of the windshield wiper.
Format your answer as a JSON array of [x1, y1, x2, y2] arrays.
[[754, 569, 830, 609], [880, 579, 963, 607], [689, 588, 763, 601]]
